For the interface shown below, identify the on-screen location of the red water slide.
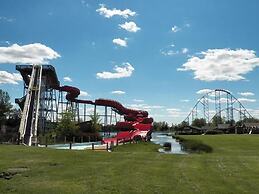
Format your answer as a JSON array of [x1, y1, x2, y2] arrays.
[[58, 85, 153, 144], [101, 122, 153, 144], [59, 85, 94, 105], [59, 86, 152, 123]]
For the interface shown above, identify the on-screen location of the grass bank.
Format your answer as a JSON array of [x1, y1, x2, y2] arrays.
[[1, 135, 259, 193]]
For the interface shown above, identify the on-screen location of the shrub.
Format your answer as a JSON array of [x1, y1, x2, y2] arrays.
[[177, 137, 213, 153]]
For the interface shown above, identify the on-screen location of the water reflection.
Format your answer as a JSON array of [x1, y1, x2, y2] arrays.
[[151, 132, 186, 154]]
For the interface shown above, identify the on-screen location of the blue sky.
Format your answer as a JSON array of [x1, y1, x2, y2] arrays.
[[1, 0, 259, 124]]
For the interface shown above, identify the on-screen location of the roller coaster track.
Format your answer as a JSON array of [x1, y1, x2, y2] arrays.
[[184, 89, 253, 125]]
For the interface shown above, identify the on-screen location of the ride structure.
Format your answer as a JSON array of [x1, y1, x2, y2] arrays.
[[16, 64, 153, 146], [183, 89, 253, 126]]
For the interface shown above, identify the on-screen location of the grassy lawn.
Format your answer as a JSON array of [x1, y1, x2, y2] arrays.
[[1, 135, 259, 194]]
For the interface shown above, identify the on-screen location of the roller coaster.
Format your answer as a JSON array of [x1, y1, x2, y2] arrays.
[[183, 89, 253, 125], [15, 65, 153, 146]]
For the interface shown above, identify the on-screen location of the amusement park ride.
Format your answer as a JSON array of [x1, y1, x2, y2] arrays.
[[15, 65, 153, 146], [15, 65, 255, 146], [183, 89, 253, 125]]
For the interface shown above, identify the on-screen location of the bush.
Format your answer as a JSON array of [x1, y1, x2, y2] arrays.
[[133, 135, 142, 142], [177, 137, 213, 153], [204, 130, 224, 135]]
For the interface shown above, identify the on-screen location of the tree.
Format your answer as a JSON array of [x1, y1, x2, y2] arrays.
[[225, 119, 235, 126], [56, 111, 79, 139], [212, 115, 223, 127], [152, 121, 169, 131], [161, 121, 169, 131], [6, 108, 21, 127], [89, 113, 102, 133], [192, 118, 206, 128], [243, 117, 259, 123], [179, 121, 188, 128], [236, 117, 259, 126], [170, 123, 175, 131], [152, 122, 161, 131], [0, 89, 12, 125]]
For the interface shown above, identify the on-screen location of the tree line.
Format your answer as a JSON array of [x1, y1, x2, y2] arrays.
[[0, 89, 21, 141]]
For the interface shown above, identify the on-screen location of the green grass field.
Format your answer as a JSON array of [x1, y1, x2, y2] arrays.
[[1, 135, 259, 194]]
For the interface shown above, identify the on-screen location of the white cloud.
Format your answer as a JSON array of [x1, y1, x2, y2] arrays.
[[126, 104, 150, 111], [81, 0, 89, 7], [96, 62, 134, 79], [133, 99, 144, 103], [185, 23, 191, 28], [238, 98, 256, 103], [0, 71, 22, 84], [112, 38, 127, 47], [0, 40, 10, 45], [96, 4, 136, 19], [196, 89, 213, 95], [0, 16, 15, 22], [178, 48, 259, 81], [167, 108, 181, 112], [161, 50, 179, 56], [171, 25, 181, 32], [166, 108, 186, 118], [111, 90, 125, 95], [63, 76, 72, 82], [182, 48, 189, 54], [208, 97, 228, 104], [146, 105, 164, 109], [79, 91, 89, 97], [119, 21, 140, 33], [161, 46, 188, 56], [180, 99, 190, 102], [0, 43, 60, 64], [127, 103, 164, 111], [247, 109, 259, 118], [238, 92, 254, 96]]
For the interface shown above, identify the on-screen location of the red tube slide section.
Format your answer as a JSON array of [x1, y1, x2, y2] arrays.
[[58, 85, 153, 144]]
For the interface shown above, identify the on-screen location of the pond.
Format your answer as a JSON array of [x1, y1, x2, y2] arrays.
[[151, 132, 186, 154], [42, 142, 103, 150], [40, 132, 116, 150], [42, 132, 186, 153], [99, 131, 117, 137]]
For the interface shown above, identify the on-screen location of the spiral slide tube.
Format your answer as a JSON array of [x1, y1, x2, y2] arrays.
[[58, 86, 153, 144]]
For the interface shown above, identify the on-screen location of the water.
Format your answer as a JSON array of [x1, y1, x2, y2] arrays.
[[151, 132, 186, 154], [99, 131, 117, 137], [40, 132, 186, 153], [42, 142, 103, 150], [43, 132, 116, 150]]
